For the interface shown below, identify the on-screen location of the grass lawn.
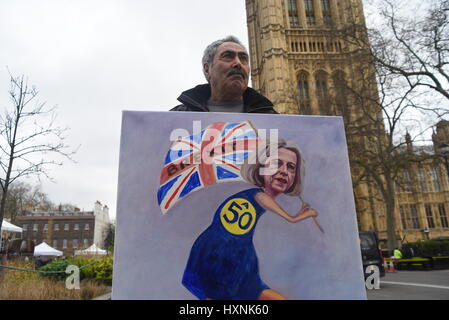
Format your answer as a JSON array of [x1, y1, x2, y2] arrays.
[[0, 258, 111, 300]]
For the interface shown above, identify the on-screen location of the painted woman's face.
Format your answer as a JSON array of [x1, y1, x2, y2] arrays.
[[262, 148, 297, 196]]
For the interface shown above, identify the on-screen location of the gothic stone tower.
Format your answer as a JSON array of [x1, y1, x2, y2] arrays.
[[246, 0, 381, 233], [246, 0, 370, 117]]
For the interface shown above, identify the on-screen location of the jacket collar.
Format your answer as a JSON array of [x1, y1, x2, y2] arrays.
[[177, 84, 275, 113]]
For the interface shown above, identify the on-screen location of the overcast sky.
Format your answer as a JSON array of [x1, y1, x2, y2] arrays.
[[0, 0, 250, 220], [0, 1, 439, 221]]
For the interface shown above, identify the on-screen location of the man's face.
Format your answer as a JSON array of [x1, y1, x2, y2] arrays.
[[204, 42, 250, 101], [262, 148, 297, 196]]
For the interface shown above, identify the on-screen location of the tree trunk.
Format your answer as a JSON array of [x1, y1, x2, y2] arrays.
[[0, 186, 11, 287], [0, 196, 5, 233], [0, 185, 9, 232], [385, 179, 397, 252]]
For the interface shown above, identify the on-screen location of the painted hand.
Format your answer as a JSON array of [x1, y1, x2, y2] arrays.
[[300, 203, 317, 218], [305, 208, 318, 218], [299, 202, 310, 214]]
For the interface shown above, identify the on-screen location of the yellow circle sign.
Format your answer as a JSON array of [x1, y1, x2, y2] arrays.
[[220, 198, 257, 235]]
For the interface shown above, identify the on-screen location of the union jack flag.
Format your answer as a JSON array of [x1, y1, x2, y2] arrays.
[[157, 121, 259, 214]]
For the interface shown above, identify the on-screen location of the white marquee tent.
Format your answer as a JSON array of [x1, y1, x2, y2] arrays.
[[75, 244, 107, 256], [1, 220, 23, 233], [34, 242, 63, 257]]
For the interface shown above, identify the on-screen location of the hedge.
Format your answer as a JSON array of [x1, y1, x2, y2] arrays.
[[402, 240, 449, 257], [38, 255, 113, 284]]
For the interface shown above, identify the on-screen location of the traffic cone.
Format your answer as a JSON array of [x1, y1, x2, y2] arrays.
[[388, 260, 396, 273], [384, 260, 390, 272]]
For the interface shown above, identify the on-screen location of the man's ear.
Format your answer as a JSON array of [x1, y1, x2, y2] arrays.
[[203, 63, 210, 81]]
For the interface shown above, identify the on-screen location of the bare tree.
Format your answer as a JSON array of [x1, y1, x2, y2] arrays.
[[0, 73, 75, 235], [346, 58, 442, 250], [1, 181, 31, 223], [26, 184, 54, 212], [312, 0, 448, 251], [1, 182, 57, 223], [352, 0, 449, 251], [56, 203, 78, 212], [368, 0, 449, 103]]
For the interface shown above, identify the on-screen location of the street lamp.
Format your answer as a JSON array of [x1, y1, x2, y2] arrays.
[[439, 143, 449, 182]]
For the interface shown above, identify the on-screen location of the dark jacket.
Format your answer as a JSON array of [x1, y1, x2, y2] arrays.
[[170, 84, 278, 114]]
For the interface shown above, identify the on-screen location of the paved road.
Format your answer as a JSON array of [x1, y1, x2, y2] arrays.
[[367, 270, 449, 300]]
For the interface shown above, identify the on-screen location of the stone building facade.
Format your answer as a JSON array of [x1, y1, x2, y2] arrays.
[[359, 123, 449, 244], [245, 0, 449, 246], [246, 0, 370, 116], [388, 122, 449, 243], [16, 200, 110, 255]]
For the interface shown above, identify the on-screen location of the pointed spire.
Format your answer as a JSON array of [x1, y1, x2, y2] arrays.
[[405, 131, 413, 153]]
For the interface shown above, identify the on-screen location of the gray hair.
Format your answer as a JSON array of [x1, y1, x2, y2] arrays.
[[240, 139, 305, 197], [202, 35, 248, 66]]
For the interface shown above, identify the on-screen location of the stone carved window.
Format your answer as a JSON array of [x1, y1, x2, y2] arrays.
[[425, 205, 435, 229], [315, 71, 330, 115], [332, 70, 349, 120], [321, 0, 332, 25], [403, 169, 412, 192], [410, 205, 421, 229], [288, 0, 300, 27], [431, 167, 441, 191], [291, 41, 301, 52], [304, 0, 316, 26], [418, 168, 428, 192], [297, 72, 311, 114], [399, 207, 408, 230], [439, 204, 449, 228]]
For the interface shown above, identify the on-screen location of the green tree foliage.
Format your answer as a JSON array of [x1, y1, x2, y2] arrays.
[[38, 255, 113, 284]]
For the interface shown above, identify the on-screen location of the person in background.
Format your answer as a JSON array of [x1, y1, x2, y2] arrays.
[[394, 248, 403, 259]]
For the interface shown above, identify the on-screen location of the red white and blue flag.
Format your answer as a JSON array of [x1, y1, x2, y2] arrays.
[[157, 121, 259, 214]]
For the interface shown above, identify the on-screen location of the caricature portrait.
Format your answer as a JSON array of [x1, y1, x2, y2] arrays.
[[182, 139, 317, 300], [113, 111, 366, 300]]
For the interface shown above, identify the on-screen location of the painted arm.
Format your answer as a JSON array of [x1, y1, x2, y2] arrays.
[[255, 192, 317, 223]]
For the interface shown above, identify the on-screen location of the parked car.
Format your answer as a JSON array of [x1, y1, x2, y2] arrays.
[[359, 231, 385, 279]]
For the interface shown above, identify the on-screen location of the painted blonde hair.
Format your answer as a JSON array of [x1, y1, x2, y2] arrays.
[[240, 139, 305, 196]]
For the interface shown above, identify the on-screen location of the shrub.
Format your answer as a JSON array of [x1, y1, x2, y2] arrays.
[[38, 255, 114, 284], [93, 255, 113, 284], [403, 240, 449, 257], [69, 256, 96, 280], [38, 259, 70, 280]]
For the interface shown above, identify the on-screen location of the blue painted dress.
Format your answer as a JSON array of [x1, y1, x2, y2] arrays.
[[182, 188, 269, 300]]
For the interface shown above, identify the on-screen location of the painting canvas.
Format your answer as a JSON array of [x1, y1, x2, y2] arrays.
[[112, 111, 367, 300]]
